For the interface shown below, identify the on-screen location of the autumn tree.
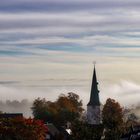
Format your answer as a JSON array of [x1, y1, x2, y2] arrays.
[[71, 120, 103, 140], [31, 98, 52, 122], [123, 108, 139, 131], [102, 98, 124, 140], [0, 117, 48, 140], [31, 92, 84, 126], [55, 92, 83, 125]]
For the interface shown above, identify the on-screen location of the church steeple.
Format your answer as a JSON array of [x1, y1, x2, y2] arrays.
[[87, 65, 100, 106], [87, 64, 101, 125]]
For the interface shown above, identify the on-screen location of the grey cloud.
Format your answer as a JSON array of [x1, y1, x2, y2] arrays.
[[0, 80, 140, 117], [0, 16, 139, 30], [0, 81, 20, 85], [0, 99, 32, 117], [1, 9, 140, 50], [0, 48, 33, 56], [0, 0, 140, 12], [101, 81, 140, 106]]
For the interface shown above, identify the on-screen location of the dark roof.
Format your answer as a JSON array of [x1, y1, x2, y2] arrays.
[[0, 113, 23, 118], [87, 65, 100, 106], [132, 125, 140, 132], [46, 123, 60, 136], [121, 125, 140, 140], [46, 123, 70, 140]]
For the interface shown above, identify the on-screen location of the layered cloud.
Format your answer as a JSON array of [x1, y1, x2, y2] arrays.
[[0, 0, 140, 113], [1, 0, 140, 12], [0, 80, 140, 117], [1, 0, 140, 55], [101, 81, 140, 106]]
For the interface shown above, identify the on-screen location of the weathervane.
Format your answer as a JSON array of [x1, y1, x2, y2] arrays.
[[93, 61, 96, 66]]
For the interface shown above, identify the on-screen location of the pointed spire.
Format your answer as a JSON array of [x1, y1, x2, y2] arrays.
[[87, 64, 100, 106]]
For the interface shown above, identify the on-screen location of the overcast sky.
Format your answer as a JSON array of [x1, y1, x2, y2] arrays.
[[0, 0, 140, 111]]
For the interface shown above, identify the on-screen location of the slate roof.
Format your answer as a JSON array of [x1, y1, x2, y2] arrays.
[[87, 66, 100, 106], [0, 113, 23, 118]]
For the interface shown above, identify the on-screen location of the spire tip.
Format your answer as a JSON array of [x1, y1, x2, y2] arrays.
[[93, 61, 96, 67]]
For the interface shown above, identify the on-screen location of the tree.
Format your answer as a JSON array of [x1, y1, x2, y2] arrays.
[[0, 117, 48, 140], [55, 93, 84, 125], [102, 98, 124, 140], [123, 108, 139, 124], [71, 120, 103, 140], [123, 106, 140, 131], [31, 98, 52, 122], [31, 93, 84, 126]]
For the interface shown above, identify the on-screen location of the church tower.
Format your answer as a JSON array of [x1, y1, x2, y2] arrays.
[[87, 65, 101, 125]]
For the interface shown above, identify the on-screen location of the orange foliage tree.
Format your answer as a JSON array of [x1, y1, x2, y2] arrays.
[[32, 92, 84, 126], [0, 117, 48, 140], [102, 98, 124, 140]]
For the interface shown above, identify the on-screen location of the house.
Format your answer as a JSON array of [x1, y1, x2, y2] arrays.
[[45, 123, 59, 140], [45, 123, 71, 140], [121, 125, 140, 140], [0, 113, 23, 119]]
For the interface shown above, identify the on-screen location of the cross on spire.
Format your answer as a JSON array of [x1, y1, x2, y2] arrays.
[[93, 61, 96, 65]]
